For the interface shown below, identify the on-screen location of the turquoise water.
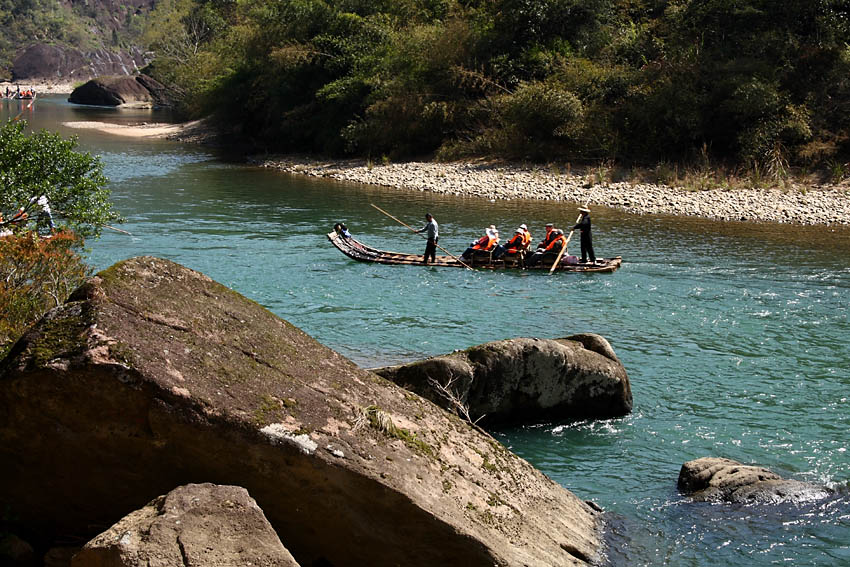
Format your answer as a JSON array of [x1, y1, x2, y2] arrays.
[[6, 97, 850, 566]]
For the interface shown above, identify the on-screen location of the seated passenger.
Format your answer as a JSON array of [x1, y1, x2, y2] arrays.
[[526, 226, 567, 266], [519, 223, 533, 249], [461, 225, 499, 259], [492, 227, 529, 259]]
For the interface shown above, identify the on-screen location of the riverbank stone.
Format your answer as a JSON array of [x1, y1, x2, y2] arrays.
[[257, 156, 850, 226], [678, 457, 832, 504], [373, 334, 632, 425], [68, 75, 169, 108], [0, 256, 602, 566], [72, 483, 300, 567]]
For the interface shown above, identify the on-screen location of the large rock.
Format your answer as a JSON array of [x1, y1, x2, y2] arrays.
[[0, 534, 35, 566], [678, 457, 833, 504], [373, 334, 632, 425], [68, 75, 169, 108], [73, 483, 300, 567], [0, 256, 602, 567], [12, 44, 150, 83]]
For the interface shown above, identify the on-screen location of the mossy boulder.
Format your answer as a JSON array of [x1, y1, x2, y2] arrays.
[[373, 334, 632, 425], [0, 256, 602, 566], [678, 457, 833, 504], [68, 75, 169, 107]]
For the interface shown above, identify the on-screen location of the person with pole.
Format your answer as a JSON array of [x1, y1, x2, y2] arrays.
[[415, 212, 439, 265], [573, 207, 595, 264], [370, 204, 473, 270]]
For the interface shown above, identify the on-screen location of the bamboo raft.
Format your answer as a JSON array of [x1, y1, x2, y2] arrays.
[[327, 227, 622, 272]]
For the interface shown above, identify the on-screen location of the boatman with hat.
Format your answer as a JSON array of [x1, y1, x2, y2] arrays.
[[416, 213, 439, 265], [572, 207, 595, 264]]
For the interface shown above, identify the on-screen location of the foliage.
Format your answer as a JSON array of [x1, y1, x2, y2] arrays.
[[0, 120, 119, 239], [139, 0, 850, 169], [0, 230, 90, 359]]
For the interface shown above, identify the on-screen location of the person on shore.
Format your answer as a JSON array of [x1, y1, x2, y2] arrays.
[[526, 225, 567, 266], [416, 213, 439, 264], [493, 227, 530, 259], [572, 207, 596, 263], [27, 195, 55, 233], [461, 225, 499, 259]]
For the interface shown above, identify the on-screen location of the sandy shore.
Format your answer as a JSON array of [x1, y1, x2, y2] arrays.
[[256, 156, 850, 226], [62, 118, 220, 144], [63, 121, 184, 138]]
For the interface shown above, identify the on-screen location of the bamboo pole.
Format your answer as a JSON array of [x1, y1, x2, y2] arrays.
[[549, 202, 590, 274], [370, 204, 474, 270]]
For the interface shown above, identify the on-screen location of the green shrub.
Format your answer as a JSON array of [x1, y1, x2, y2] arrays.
[[0, 231, 90, 359]]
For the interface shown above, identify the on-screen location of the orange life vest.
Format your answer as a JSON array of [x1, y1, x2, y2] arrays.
[[505, 234, 525, 253], [472, 234, 496, 251], [521, 230, 532, 248], [537, 227, 555, 248], [544, 232, 567, 252]]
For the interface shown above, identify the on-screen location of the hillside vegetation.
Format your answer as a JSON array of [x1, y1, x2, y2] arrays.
[[68, 1, 850, 173]]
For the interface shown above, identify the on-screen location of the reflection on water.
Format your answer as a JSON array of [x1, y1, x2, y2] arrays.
[[6, 96, 850, 567]]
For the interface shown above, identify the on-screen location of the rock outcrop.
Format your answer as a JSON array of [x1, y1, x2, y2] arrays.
[[68, 75, 170, 107], [0, 256, 602, 567], [73, 483, 300, 567], [373, 334, 632, 425], [0, 534, 35, 566], [12, 44, 150, 83], [678, 457, 833, 504]]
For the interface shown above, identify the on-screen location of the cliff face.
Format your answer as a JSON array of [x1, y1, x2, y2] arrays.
[[2, 0, 156, 81], [12, 44, 150, 82], [0, 256, 603, 567]]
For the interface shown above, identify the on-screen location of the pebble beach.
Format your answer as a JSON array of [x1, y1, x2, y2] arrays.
[[257, 156, 850, 226]]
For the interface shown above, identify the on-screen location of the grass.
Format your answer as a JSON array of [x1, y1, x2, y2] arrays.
[[358, 405, 434, 457], [576, 157, 846, 193]]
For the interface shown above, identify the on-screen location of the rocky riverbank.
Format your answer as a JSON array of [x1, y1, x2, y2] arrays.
[[257, 156, 850, 226]]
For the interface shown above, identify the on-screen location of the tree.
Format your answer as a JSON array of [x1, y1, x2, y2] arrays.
[[0, 119, 120, 239], [0, 120, 119, 357]]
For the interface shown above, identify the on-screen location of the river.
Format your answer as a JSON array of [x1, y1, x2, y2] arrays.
[[4, 96, 849, 566]]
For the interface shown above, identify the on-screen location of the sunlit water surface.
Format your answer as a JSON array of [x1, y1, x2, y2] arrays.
[[6, 96, 849, 566]]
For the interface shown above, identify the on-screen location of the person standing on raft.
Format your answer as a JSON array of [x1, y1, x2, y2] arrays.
[[573, 207, 595, 263], [416, 213, 439, 264]]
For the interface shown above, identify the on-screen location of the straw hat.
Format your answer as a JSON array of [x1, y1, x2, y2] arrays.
[[519, 224, 528, 230], [579, 207, 590, 213]]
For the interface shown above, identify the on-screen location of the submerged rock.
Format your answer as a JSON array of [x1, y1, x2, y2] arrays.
[[678, 457, 832, 504], [73, 483, 300, 567], [0, 256, 601, 567], [68, 75, 169, 107], [373, 334, 632, 425]]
